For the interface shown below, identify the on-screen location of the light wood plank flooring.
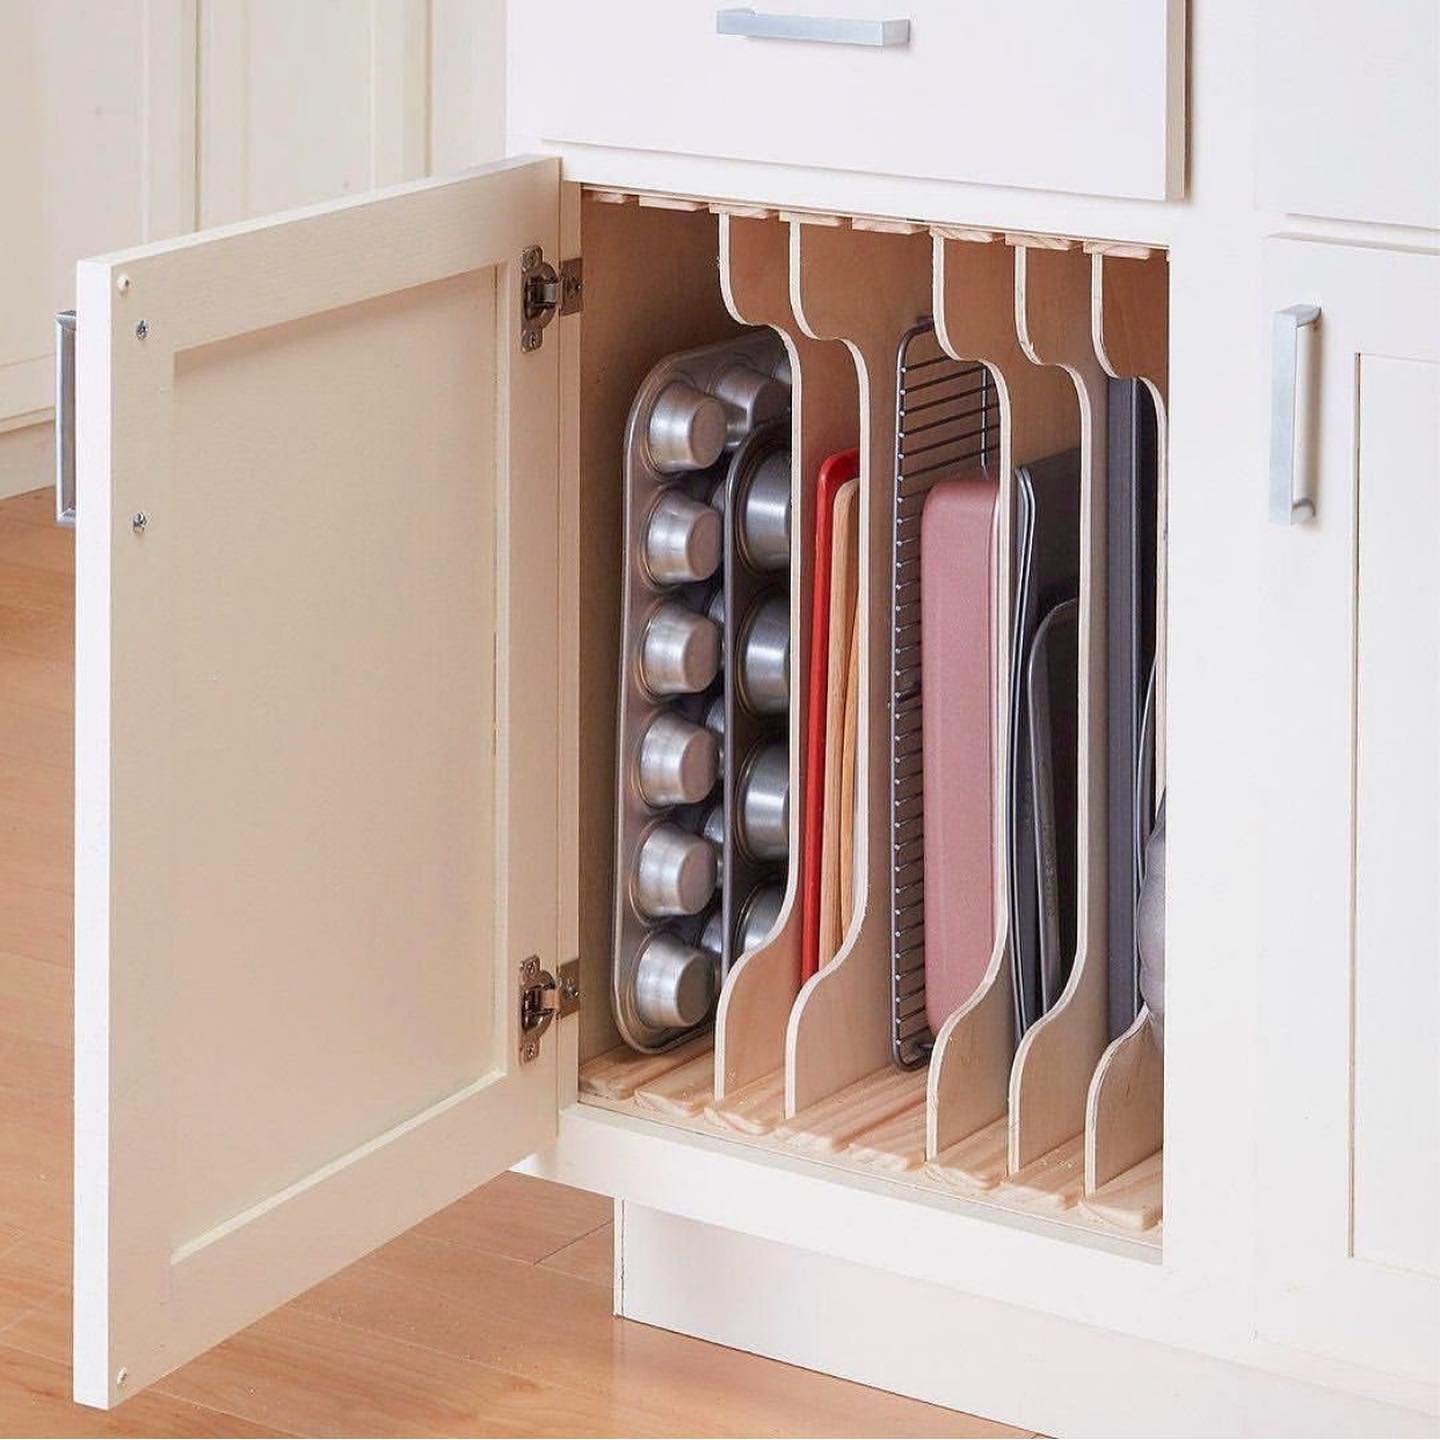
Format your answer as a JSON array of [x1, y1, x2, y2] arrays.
[[0, 484, 1029, 1438]]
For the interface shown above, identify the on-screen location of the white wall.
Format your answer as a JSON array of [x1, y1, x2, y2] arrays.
[[0, 0, 505, 495]]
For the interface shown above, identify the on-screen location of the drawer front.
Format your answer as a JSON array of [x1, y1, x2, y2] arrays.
[[511, 1, 1185, 203], [1257, 0, 1440, 229]]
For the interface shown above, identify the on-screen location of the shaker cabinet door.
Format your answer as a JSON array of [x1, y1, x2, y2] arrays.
[[1259, 238, 1440, 1387], [73, 158, 567, 1407]]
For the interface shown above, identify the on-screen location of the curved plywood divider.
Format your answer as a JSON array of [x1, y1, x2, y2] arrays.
[[1006, 239, 1111, 1174], [783, 219, 933, 1117], [1090, 244, 1170, 788], [1082, 246, 1170, 1220], [1088, 244, 1169, 390], [712, 211, 858, 1100], [1083, 1010, 1163, 1212], [925, 233, 1080, 1163]]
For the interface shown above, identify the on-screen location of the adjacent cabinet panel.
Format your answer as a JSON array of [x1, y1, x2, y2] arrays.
[[1260, 238, 1440, 1384], [196, 0, 429, 226]]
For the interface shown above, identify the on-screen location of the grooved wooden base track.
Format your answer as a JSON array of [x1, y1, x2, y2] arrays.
[[581, 1043, 1163, 1244], [0, 487, 1027, 1438]]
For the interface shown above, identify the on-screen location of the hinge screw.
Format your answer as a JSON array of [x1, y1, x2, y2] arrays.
[[521, 245, 542, 271], [131, 512, 148, 532], [134, 320, 148, 340], [521, 331, 541, 353], [521, 1039, 539, 1063]]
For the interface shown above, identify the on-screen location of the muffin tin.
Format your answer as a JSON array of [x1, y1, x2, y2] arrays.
[[612, 332, 792, 1052], [719, 420, 793, 977]]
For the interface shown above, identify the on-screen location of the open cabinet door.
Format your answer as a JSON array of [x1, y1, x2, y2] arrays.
[[73, 158, 567, 1407]]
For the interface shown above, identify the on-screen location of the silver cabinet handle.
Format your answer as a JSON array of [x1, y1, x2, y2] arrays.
[[54, 311, 76, 528], [1269, 303, 1320, 525], [716, 8, 910, 47]]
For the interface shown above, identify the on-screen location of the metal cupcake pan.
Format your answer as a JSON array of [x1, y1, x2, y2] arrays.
[[719, 420, 793, 978], [612, 331, 791, 1052]]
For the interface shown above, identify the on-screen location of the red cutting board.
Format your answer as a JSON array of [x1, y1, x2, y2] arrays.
[[801, 449, 860, 982]]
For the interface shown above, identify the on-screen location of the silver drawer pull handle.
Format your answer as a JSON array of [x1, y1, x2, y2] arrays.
[[54, 310, 76, 528], [1269, 303, 1320, 525], [716, 8, 910, 47]]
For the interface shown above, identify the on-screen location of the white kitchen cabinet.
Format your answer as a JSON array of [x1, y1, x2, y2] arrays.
[[1259, 238, 1440, 1384], [1256, 0, 1440, 230], [64, 3, 1440, 1434]]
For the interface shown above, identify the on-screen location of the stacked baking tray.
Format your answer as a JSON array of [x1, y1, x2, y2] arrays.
[[611, 333, 793, 1052]]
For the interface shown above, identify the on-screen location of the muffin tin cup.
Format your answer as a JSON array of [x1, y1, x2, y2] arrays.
[[643, 490, 724, 586], [611, 332, 790, 1053], [736, 449, 793, 572], [712, 362, 791, 449], [647, 381, 730, 475], [636, 711, 720, 810], [633, 932, 717, 1030], [736, 739, 790, 861], [736, 592, 791, 716], [638, 600, 722, 697], [736, 883, 786, 957]]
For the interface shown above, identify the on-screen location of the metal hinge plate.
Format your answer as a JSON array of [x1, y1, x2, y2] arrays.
[[518, 955, 581, 1063], [520, 248, 583, 352]]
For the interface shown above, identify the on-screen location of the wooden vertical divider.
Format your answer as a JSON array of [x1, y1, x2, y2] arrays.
[[712, 210, 858, 1098], [1084, 1009, 1163, 1209], [1082, 246, 1170, 1207], [1006, 239, 1111, 1172], [782, 218, 933, 1116], [925, 233, 1079, 1159], [1089, 244, 1170, 790]]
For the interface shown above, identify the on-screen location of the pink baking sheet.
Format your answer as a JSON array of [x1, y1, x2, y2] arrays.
[[921, 471, 1000, 1033]]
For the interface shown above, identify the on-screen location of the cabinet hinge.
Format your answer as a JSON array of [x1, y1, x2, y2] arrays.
[[518, 955, 581, 1063], [519, 248, 583, 353]]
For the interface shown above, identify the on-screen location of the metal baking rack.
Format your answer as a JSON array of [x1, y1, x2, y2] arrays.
[[889, 320, 996, 1068]]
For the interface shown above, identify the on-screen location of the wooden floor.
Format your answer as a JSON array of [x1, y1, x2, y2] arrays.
[[0, 483, 1029, 1438]]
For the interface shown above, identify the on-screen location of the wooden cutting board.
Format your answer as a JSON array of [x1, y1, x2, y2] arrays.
[[802, 450, 860, 982], [839, 574, 861, 927], [818, 475, 859, 967]]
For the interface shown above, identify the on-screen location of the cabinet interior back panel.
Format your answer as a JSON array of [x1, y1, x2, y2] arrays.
[[511, 1, 1184, 202], [1351, 354, 1440, 1279]]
